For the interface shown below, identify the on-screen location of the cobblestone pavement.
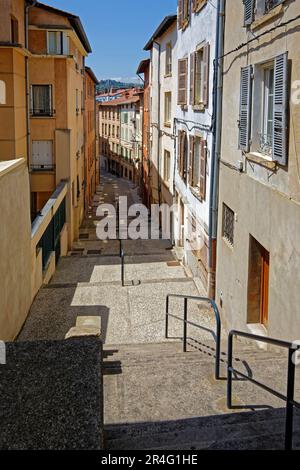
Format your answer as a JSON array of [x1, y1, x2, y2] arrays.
[[19, 171, 218, 345]]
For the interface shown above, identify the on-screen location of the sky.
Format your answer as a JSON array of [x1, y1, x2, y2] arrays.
[[45, 0, 177, 81]]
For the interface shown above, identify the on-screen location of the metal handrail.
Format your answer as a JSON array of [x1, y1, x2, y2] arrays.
[[165, 294, 222, 380], [227, 330, 300, 450]]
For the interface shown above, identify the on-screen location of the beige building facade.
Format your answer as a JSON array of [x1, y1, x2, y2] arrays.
[[216, 0, 300, 341]]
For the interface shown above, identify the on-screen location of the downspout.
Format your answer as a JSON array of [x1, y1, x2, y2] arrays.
[[137, 73, 145, 200], [208, 0, 225, 299], [25, 1, 37, 170], [153, 41, 161, 207], [83, 58, 87, 214]]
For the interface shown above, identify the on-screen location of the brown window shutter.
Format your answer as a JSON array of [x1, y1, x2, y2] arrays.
[[178, 131, 183, 176], [178, 58, 188, 106], [199, 139, 207, 200], [189, 135, 195, 185], [202, 43, 210, 107], [193, 0, 207, 13], [190, 52, 196, 106], [178, 0, 183, 29]]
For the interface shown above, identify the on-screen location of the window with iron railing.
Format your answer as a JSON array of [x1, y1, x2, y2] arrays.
[[31, 85, 54, 117]]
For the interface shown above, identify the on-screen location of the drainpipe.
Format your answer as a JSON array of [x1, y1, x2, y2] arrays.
[[25, 1, 37, 171], [153, 41, 161, 207], [208, 0, 226, 299]]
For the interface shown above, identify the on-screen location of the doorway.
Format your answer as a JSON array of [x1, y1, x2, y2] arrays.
[[247, 236, 270, 328]]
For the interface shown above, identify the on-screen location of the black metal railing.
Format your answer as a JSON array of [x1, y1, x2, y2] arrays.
[[165, 294, 222, 380], [31, 164, 56, 172], [227, 330, 300, 450], [30, 108, 55, 117]]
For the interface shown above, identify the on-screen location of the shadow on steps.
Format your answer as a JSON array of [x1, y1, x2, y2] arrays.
[[105, 407, 300, 450]]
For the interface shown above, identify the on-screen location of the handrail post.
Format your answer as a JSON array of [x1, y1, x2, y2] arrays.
[[285, 347, 296, 451], [227, 333, 233, 409], [183, 297, 188, 353], [212, 300, 221, 380], [165, 296, 169, 339], [121, 249, 125, 287]]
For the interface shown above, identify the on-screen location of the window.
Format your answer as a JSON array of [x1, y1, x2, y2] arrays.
[[239, 53, 288, 164], [243, 0, 284, 26], [31, 85, 52, 116], [261, 66, 274, 155], [31, 141, 54, 170], [178, 0, 190, 29], [165, 43, 172, 76], [190, 43, 210, 107], [47, 31, 69, 55], [164, 92, 172, 126], [222, 204, 234, 246], [178, 58, 188, 106], [164, 150, 171, 183], [178, 130, 188, 182], [76, 89, 79, 114], [11, 16, 19, 44], [189, 136, 207, 200], [0, 80, 6, 105]]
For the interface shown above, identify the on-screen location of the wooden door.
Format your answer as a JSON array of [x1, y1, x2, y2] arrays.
[[260, 248, 270, 327]]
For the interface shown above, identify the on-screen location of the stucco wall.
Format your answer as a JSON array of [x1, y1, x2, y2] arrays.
[[216, 0, 300, 340], [0, 159, 31, 341]]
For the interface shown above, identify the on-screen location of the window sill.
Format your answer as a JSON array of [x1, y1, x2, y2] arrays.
[[164, 122, 171, 128], [164, 73, 172, 79], [246, 152, 277, 170], [222, 236, 234, 250], [251, 4, 284, 30], [192, 104, 205, 112], [190, 187, 204, 203]]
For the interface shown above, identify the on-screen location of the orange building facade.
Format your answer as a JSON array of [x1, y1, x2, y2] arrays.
[[84, 66, 99, 214], [137, 59, 150, 207]]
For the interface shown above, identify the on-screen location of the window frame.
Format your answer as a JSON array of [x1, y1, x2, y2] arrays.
[[222, 203, 235, 247], [164, 92, 172, 127], [165, 42, 173, 77]]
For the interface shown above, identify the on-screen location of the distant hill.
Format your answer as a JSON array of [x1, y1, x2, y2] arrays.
[[97, 79, 142, 94]]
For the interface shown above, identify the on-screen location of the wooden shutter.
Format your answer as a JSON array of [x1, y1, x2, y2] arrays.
[[192, 0, 207, 13], [178, 58, 188, 106], [190, 53, 196, 105], [178, 130, 183, 176], [178, 0, 183, 29], [199, 139, 207, 200], [202, 43, 210, 107], [189, 135, 195, 185], [238, 65, 253, 151], [273, 53, 288, 165], [243, 0, 255, 26]]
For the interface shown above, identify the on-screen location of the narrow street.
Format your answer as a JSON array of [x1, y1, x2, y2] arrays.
[[19, 171, 216, 346]]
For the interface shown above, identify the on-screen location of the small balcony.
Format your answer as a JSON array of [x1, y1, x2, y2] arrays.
[[30, 108, 55, 118], [30, 164, 56, 172]]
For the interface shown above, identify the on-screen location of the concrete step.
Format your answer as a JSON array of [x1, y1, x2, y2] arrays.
[[105, 408, 300, 450]]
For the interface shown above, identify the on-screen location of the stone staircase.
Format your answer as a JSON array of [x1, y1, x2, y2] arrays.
[[103, 341, 300, 450]]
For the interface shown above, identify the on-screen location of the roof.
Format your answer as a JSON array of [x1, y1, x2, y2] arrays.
[[136, 59, 150, 75], [33, 2, 92, 53], [85, 67, 99, 84], [144, 15, 177, 51], [99, 89, 140, 107]]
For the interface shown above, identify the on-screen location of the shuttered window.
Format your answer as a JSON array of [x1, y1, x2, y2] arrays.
[[190, 136, 207, 201], [178, 130, 188, 182], [243, 0, 255, 26], [178, 58, 188, 106], [191, 43, 210, 107], [273, 53, 288, 165], [178, 0, 190, 29], [32, 141, 54, 170], [238, 65, 252, 151]]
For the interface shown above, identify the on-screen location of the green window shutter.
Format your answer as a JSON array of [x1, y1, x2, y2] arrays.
[[238, 65, 253, 152], [243, 0, 255, 26], [273, 52, 288, 165]]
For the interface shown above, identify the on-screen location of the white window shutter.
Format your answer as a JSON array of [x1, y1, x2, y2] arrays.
[[273, 52, 288, 165], [239, 65, 253, 152], [62, 34, 69, 55], [243, 0, 255, 26]]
